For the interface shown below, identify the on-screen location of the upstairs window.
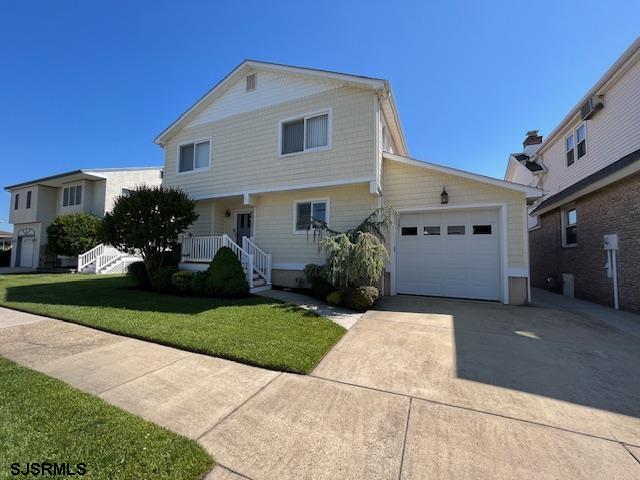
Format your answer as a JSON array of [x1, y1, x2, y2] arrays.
[[246, 73, 256, 92], [14, 193, 19, 210], [179, 140, 210, 173], [121, 188, 131, 197], [281, 111, 330, 155], [576, 124, 587, 159], [294, 199, 328, 233], [566, 134, 575, 166], [26, 191, 32, 209], [63, 185, 82, 207]]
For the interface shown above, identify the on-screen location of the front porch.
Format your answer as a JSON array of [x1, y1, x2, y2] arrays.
[[180, 234, 272, 292]]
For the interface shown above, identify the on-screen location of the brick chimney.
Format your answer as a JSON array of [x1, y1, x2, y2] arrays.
[[523, 130, 543, 156]]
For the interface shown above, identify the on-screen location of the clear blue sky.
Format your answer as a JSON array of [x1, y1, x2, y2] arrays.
[[1, 0, 638, 230]]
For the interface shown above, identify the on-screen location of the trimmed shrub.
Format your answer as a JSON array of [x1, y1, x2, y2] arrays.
[[303, 264, 326, 283], [343, 286, 379, 311], [127, 261, 151, 288], [326, 291, 343, 306], [303, 263, 335, 300], [171, 271, 193, 294], [47, 213, 102, 257], [205, 247, 249, 298], [190, 271, 208, 297], [151, 266, 179, 293]]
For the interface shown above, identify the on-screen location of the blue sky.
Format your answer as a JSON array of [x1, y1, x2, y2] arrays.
[[1, 0, 638, 230]]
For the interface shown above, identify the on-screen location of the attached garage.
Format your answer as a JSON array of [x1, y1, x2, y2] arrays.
[[396, 208, 502, 301], [382, 152, 542, 305]]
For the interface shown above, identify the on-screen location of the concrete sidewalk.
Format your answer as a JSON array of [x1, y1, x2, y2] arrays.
[[1, 305, 639, 480]]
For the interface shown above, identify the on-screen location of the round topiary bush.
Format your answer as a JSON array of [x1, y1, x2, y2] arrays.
[[343, 286, 380, 311], [171, 271, 194, 294], [47, 213, 102, 258], [205, 247, 249, 298], [150, 266, 179, 293], [127, 261, 151, 288], [189, 271, 208, 296], [326, 290, 343, 306]]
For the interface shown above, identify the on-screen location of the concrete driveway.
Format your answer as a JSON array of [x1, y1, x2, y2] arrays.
[[2, 292, 640, 479]]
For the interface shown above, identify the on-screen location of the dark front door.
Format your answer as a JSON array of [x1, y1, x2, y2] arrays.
[[236, 212, 252, 244]]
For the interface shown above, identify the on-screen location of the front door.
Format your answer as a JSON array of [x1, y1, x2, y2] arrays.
[[236, 212, 252, 244], [18, 236, 35, 268]]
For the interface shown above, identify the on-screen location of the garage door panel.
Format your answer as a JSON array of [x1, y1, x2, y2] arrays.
[[396, 209, 500, 301]]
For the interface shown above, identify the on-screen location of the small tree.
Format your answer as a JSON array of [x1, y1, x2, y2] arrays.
[[46, 213, 102, 257], [100, 186, 198, 276]]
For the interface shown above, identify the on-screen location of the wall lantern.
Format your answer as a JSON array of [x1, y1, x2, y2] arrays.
[[225, 208, 231, 217], [440, 187, 449, 205]]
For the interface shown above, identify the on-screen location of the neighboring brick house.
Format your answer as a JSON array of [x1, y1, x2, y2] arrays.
[[505, 38, 640, 313]]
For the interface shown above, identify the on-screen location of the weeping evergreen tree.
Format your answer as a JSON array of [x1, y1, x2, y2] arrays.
[[311, 206, 393, 289]]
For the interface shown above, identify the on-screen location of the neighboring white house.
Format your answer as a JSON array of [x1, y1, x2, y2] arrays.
[[156, 60, 540, 304], [5, 167, 162, 270], [505, 37, 640, 313]]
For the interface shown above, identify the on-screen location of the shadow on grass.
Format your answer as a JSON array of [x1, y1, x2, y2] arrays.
[[3, 275, 317, 317]]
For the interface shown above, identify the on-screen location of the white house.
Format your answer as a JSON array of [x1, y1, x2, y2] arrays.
[[5, 167, 162, 270], [156, 60, 541, 304], [505, 38, 640, 312]]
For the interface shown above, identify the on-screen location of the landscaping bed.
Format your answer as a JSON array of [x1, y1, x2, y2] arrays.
[[0, 274, 345, 374], [0, 356, 212, 479]]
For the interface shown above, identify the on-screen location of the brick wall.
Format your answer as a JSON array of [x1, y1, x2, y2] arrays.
[[529, 172, 640, 313]]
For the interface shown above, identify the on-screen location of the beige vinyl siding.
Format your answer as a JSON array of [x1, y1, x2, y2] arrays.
[[9, 186, 39, 224], [162, 86, 376, 199], [98, 169, 163, 214], [254, 184, 378, 267], [383, 159, 527, 268], [540, 57, 640, 195]]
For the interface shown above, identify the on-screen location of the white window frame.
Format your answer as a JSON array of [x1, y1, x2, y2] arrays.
[[62, 183, 83, 208], [292, 198, 330, 234], [176, 137, 212, 175], [561, 204, 578, 248], [278, 108, 332, 158], [566, 122, 587, 167]]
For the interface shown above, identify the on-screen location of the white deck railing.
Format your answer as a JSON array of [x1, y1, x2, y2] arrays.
[[243, 237, 272, 285], [78, 243, 106, 271]]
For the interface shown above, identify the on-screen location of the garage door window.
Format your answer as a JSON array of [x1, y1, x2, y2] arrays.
[[423, 226, 440, 235], [473, 225, 492, 235], [401, 227, 418, 236], [447, 225, 465, 235]]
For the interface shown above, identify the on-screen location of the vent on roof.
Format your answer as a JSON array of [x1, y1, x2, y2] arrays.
[[246, 73, 256, 92], [580, 95, 604, 120]]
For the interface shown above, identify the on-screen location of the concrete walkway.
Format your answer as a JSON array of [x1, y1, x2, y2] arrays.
[[1, 301, 639, 479]]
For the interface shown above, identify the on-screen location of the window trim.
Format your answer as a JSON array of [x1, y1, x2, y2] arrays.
[[278, 108, 332, 158], [245, 73, 256, 92], [292, 198, 330, 234], [176, 137, 212, 175], [566, 122, 587, 167], [561, 205, 578, 248], [62, 183, 83, 208]]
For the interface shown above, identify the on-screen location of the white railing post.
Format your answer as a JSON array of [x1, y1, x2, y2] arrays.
[[222, 234, 229, 248], [247, 254, 254, 288], [266, 253, 272, 285]]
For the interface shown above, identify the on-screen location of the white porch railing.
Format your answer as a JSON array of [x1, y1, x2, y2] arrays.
[[243, 237, 272, 285], [181, 234, 256, 288], [78, 244, 106, 271]]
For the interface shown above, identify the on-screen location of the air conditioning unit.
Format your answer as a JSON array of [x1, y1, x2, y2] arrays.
[[580, 95, 604, 120]]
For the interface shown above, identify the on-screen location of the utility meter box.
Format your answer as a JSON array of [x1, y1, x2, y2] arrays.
[[603, 233, 619, 250]]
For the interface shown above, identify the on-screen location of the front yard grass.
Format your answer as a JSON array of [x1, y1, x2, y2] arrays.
[[0, 357, 212, 480], [0, 274, 345, 374]]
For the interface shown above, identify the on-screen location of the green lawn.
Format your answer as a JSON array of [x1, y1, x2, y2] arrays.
[[0, 274, 344, 374], [0, 357, 212, 480]]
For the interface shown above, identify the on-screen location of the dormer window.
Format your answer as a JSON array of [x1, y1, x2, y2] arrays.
[[246, 73, 256, 92]]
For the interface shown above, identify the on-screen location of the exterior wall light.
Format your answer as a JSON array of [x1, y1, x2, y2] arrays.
[[225, 208, 231, 217], [440, 188, 449, 205]]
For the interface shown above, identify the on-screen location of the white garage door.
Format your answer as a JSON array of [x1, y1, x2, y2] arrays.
[[396, 209, 501, 300]]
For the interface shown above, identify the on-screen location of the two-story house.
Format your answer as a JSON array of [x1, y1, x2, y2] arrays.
[[5, 167, 162, 269], [505, 38, 640, 312], [157, 60, 540, 304]]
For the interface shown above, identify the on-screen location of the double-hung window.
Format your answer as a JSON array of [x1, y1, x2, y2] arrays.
[[26, 191, 32, 209], [566, 134, 575, 166], [563, 207, 577, 246], [178, 139, 210, 173], [63, 185, 82, 207], [566, 124, 587, 166], [281, 111, 330, 155], [294, 199, 328, 233], [576, 124, 587, 159]]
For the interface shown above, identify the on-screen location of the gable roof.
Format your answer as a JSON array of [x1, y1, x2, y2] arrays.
[[153, 60, 408, 154], [383, 152, 542, 199], [4, 167, 161, 191]]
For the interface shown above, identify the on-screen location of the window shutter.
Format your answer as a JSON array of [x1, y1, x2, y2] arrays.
[[282, 120, 304, 154], [305, 114, 328, 149]]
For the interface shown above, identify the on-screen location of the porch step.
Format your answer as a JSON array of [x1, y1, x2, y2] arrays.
[[250, 285, 272, 294]]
